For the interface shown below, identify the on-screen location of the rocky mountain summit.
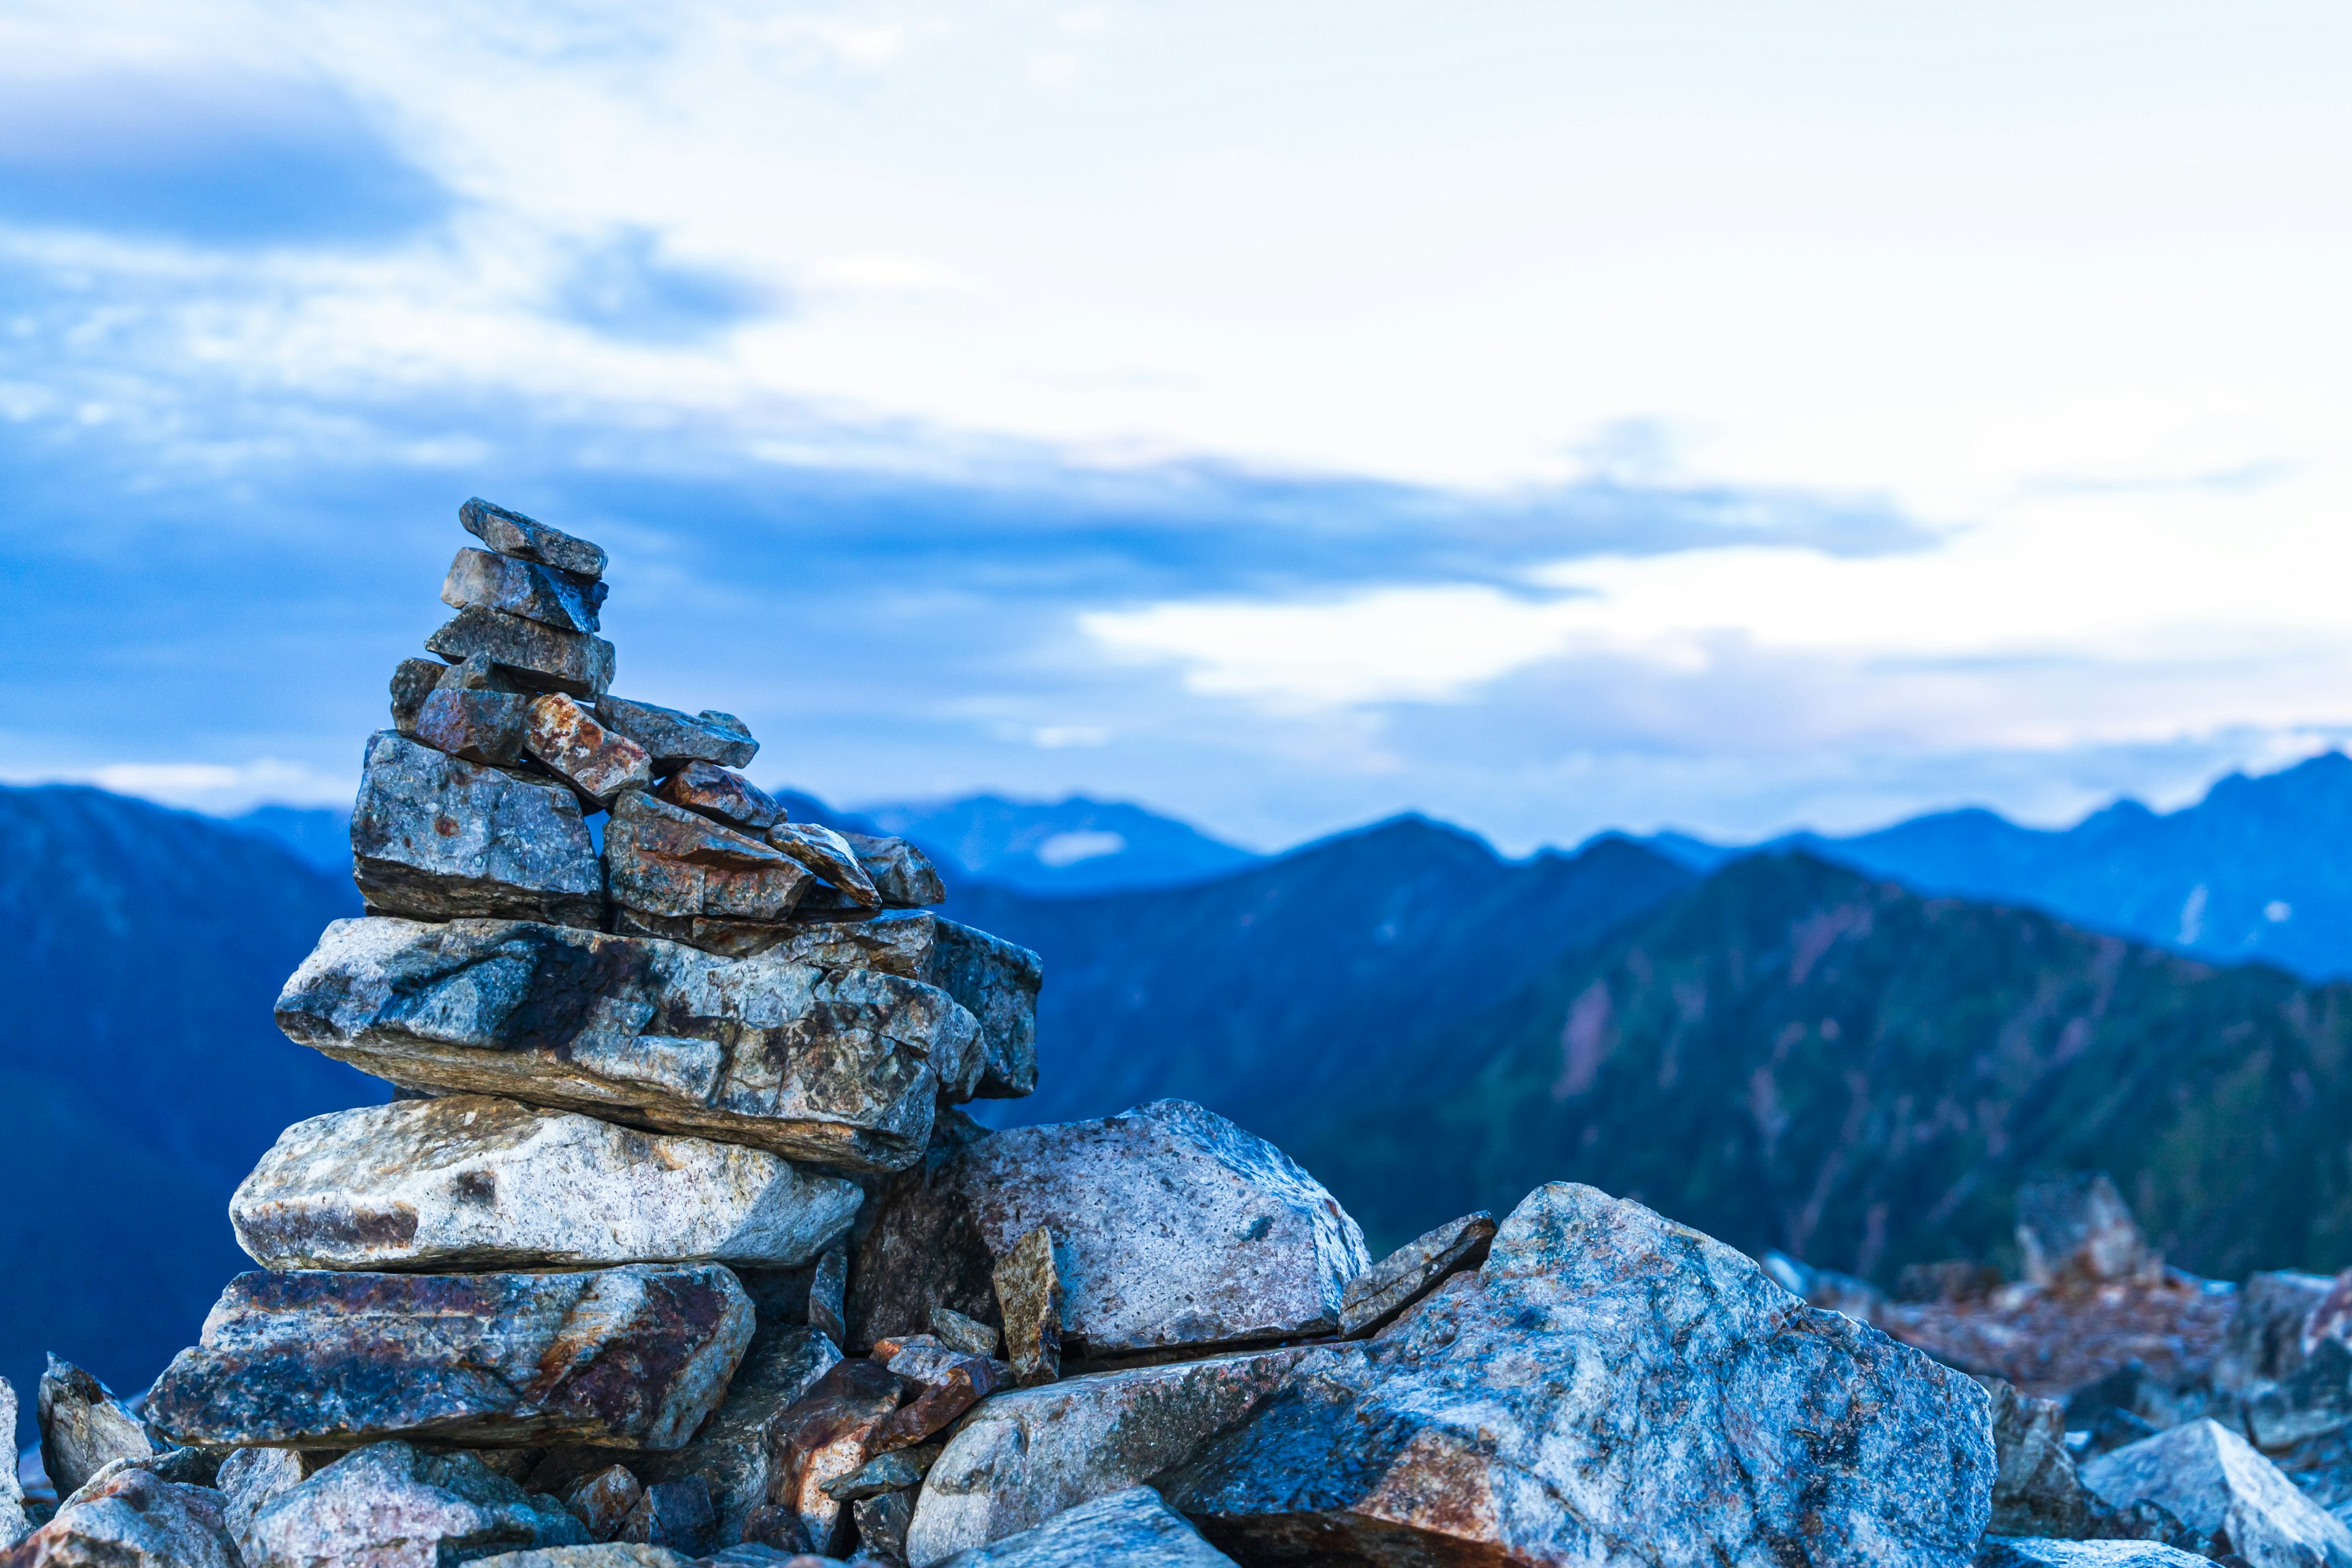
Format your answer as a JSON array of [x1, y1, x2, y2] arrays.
[[0, 496, 2272, 1567]]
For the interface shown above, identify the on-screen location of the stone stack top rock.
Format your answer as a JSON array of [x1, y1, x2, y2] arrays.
[[462, 497, 609, 579]]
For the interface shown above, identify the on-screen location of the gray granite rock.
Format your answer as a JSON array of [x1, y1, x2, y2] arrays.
[[841, 837, 944, 910], [429, 606, 617, 699], [446, 546, 609, 634], [462, 499, 609, 580], [766, 826, 880, 908], [2220, 1272, 2338, 1393], [850, 1100, 1366, 1359], [439, 650, 526, 693], [146, 1265, 754, 1452], [656, 764, 784, 833], [989, 1227, 1061, 1389], [2082, 1419, 2352, 1567], [1985, 1378, 2106, 1539], [903, 1351, 1303, 1564], [595, 699, 758, 771], [415, 688, 534, 767], [527, 694, 654, 805], [1337, 1210, 1494, 1337], [276, 915, 979, 1170], [218, 1446, 313, 1546], [933, 1488, 1232, 1568], [243, 1441, 588, 1567], [927, 1310, 997, 1360], [1157, 1181, 1995, 1567], [232, 1096, 862, 1272], [351, 732, 605, 929], [37, 1359, 154, 1500], [0, 1465, 237, 1568], [1975, 1544, 2211, 1567], [0, 1380, 24, 1548], [608, 793, 813, 924], [391, 657, 447, 736]]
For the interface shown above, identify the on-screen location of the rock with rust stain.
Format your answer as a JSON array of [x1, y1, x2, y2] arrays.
[[445, 546, 609, 634], [413, 687, 533, 767], [870, 1355, 1001, 1456], [274, 915, 981, 1172], [769, 1359, 907, 1556], [655, 764, 785, 834], [849, 1099, 1366, 1359], [351, 731, 605, 929], [1337, 1210, 1495, 1337], [146, 1265, 754, 1452], [428, 605, 616, 699], [240, 1441, 588, 1568], [990, 1227, 1062, 1388], [594, 698, 758, 772], [843, 835, 945, 910], [461, 498, 608, 580], [765, 824, 880, 908], [606, 793, 813, 925], [933, 1487, 1234, 1568], [230, 1095, 862, 1272], [2081, 1419, 2352, 1568], [527, 695, 653, 806], [37, 1359, 156, 1500], [904, 1350, 1304, 1565], [0, 1464, 238, 1568], [1155, 1181, 1995, 1567]]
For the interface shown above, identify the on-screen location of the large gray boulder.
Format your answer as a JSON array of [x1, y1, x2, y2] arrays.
[[2082, 1419, 2352, 1567], [850, 1099, 1366, 1358], [146, 1265, 754, 1451], [934, 1488, 1234, 1567], [36, 1358, 154, 1499], [0, 1465, 238, 1567], [243, 1441, 588, 1567], [1156, 1182, 1995, 1567], [231, 1096, 862, 1272], [904, 1351, 1306, 1565], [274, 915, 982, 1171], [351, 732, 605, 928]]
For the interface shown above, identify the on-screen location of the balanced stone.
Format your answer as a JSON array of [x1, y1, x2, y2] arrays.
[[462, 498, 608, 579], [527, 694, 653, 805], [390, 657, 445, 736], [413, 687, 532, 767], [146, 1265, 755, 1451], [990, 1227, 1061, 1387], [38, 1358, 156, 1498], [275, 916, 982, 1170], [595, 698, 757, 771], [351, 732, 604, 929], [428, 605, 616, 699], [230, 1096, 862, 1272], [845, 834, 945, 909], [934, 1488, 1237, 1568], [2081, 1419, 2352, 1567], [1156, 1182, 1995, 1567], [1338, 1210, 1496, 1337], [850, 1099, 1367, 1358], [655, 763, 783, 833], [606, 793, 812, 924], [445, 546, 608, 634], [1, 1465, 238, 1568], [243, 1442, 588, 1568], [766, 824, 880, 907]]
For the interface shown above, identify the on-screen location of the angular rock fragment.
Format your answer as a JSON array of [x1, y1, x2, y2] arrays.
[[771, 1360, 907, 1556], [854, 1491, 913, 1564], [928, 1309, 998, 1360], [147, 1265, 755, 1451], [657, 763, 784, 833], [232, 1096, 862, 1272], [809, 1248, 849, 1348], [850, 1100, 1367, 1359], [1338, 1210, 1495, 1337], [2018, 1172, 2164, 1291], [276, 916, 980, 1170], [822, 1448, 938, 1504], [415, 687, 533, 766], [767, 824, 880, 907], [462, 498, 608, 579], [607, 793, 813, 924], [618, 1477, 715, 1555], [1763, 1249, 1890, 1323], [932, 1488, 1235, 1568], [391, 657, 447, 736], [2081, 1419, 2352, 1567], [0, 1464, 238, 1568], [870, 1358, 1001, 1456], [243, 1441, 587, 1568], [1156, 1182, 1994, 1567], [218, 1446, 315, 1547], [560, 1464, 643, 1541], [527, 694, 653, 805], [1985, 1378, 2107, 1538], [595, 698, 757, 771], [843, 835, 944, 910], [429, 605, 617, 699], [37, 1359, 154, 1499], [1974, 1544, 2211, 1567], [904, 1350, 1303, 1564], [351, 733, 605, 928], [990, 1228, 1061, 1389], [447, 546, 609, 634]]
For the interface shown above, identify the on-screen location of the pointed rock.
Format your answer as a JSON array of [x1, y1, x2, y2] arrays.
[[595, 698, 758, 771], [527, 694, 654, 805], [230, 1096, 862, 1272], [462, 498, 608, 580], [0, 1465, 236, 1568], [351, 732, 605, 929], [766, 824, 880, 907], [935, 1488, 1235, 1568], [37, 1359, 154, 1499], [2081, 1419, 2352, 1567], [1985, 1378, 2107, 1539], [445, 546, 608, 634], [655, 763, 783, 833], [990, 1227, 1061, 1389], [1339, 1211, 1496, 1337], [844, 835, 945, 909], [606, 793, 812, 924]]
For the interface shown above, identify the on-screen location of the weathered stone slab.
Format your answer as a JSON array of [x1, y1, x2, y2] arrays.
[[595, 698, 758, 771], [462, 498, 609, 580], [0, 1465, 237, 1568], [277, 916, 980, 1170], [608, 793, 812, 924], [528, 694, 653, 805], [2081, 1419, 2352, 1567], [147, 1265, 754, 1452], [1338, 1210, 1494, 1337], [37, 1359, 154, 1499], [990, 1227, 1061, 1389], [415, 687, 533, 766], [935, 1488, 1235, 1568], [766, 825, 880, 907], [1156, 1182, 1994, 1568], [352, 732, 605, 929], [904, 1351, 1303, 1564], [447, 546, 608, 634], [391, 657, 446, 736], [429, 606, 616, 699], [843, 836, 944, 910], [232, 1096, 862, 1272], [1975, 1544, 2211, 1567], [850, 1100, 1366, 1359], [243, 1441, 588, 1568], [657, 764, 783, 833]]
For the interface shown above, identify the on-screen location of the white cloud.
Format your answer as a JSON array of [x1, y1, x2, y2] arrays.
[[4, 758, 355, 813]]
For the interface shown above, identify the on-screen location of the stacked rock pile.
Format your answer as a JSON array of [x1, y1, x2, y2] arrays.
[[1, 497, 2076, 1568]]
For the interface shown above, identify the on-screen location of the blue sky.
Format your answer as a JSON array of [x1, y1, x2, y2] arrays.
[[4, 1, 2351, 852]]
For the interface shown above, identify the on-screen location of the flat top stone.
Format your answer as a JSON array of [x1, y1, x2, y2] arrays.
[[462, 498, 608, 579], [595, 697, 757, 770]]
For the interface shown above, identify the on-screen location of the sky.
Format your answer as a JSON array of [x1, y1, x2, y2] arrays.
[[3, 0, 2350, 853]]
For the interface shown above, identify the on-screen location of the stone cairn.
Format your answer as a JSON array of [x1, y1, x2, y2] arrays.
[[5, 500, 2015, 1568]]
